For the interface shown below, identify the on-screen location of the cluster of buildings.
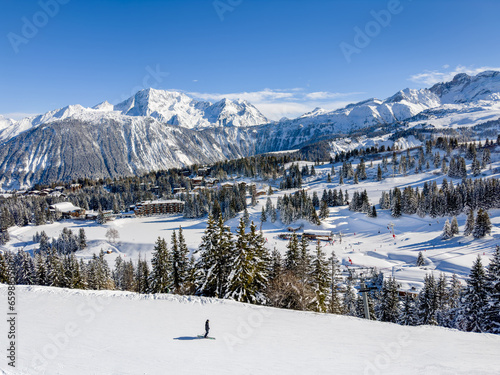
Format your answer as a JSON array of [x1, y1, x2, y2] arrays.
[[3, 184, 82, 199], [48, 202, 114, 221], [48, 199, 186, 221]]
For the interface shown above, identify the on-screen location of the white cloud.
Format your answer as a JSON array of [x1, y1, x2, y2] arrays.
[[254, 101, 354, 120], [409, 65, 500, 86], [187, 89, 362, 120], [187, 89, 295, 103]]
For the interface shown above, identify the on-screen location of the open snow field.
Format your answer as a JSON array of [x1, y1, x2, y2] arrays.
[[1, 285, 499, 375]]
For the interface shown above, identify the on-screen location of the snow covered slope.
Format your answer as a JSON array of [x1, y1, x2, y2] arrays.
[[0, 285, 498, 375], [430, 70, 500, 104]]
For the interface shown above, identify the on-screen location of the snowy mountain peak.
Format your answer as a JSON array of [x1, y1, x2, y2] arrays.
[[113, 88, 268, 128], [92, 101, 114, 111], [430, 70, 500, 103]]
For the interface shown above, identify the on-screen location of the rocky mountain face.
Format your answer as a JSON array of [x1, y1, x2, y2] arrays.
[[1, 71, 499, 189], [0, 117, 257, 189]]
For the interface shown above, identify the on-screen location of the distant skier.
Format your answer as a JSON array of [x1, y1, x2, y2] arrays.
[[204, 319, 210, 338]]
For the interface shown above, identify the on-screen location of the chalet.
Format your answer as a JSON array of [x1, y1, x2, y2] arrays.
[[255, 190, 267, 197], [397, 287, 419, 298], [191, 176, 204, 187], [192, 186, 205, 194], [197, 167, 211, 176], [302, 230, 333, 241], [205, 178, 219, 188], [49, 202, 85, 219], [133, 199, 185, 216], [173, 187, 187, 195], [70, 183, 82, 191]]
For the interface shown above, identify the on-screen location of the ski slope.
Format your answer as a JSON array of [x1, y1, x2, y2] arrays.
[[0, 285, 499, 375]]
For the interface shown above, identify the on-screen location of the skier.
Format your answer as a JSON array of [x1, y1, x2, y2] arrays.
[[204, 319, 210, 338]]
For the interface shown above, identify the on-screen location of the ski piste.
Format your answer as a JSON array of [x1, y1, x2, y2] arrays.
[[198, 335, 216, 340]]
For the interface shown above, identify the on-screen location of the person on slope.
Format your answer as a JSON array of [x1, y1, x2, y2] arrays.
[[204, 319, 210, 338]]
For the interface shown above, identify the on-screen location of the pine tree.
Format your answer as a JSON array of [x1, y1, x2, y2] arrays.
[[243, 207, 250, 226], [270, 205, 277, 223], [391, 188, 402, 218], [135, 254, 150, 294], [379, 277, 400, 323], [225, 217, 253, 302], [285, 232, 300, 274], [46, 248, 64, 287], [343, 281, 357, 316], [14, 250, 36, 285], [226, 219, 269, 304], [435, 273, 449, 325], [309, 241, 331, 312], [458, 256, 488, 332], [269, 248, 282, 284], [195, 214, 233, 298], [442, 219, 453, 239], [319, 200, 329, 219], [78, 228, 87, 249], [97, 210, 106, 224], [328, 251, 343, 314], [464, 208, 475, 236], [176, 227, 190, 292], [418, 273, 438, 325], [473, 208, 492, 238], [0, 251, 12, 284], [485, 246, 500, 333], [261, 206, 267, 224], [451, 217, 459, 236], [399, 294, 417, 326], [113, 255, 125, 290], [247, 221, 270, 302], [91, 250, 113, 290], [298, 235, 311, 283], [149, 237, 172, 294], [416, 251, 425, 267]]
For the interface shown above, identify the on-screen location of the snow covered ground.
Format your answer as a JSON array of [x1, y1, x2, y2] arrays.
[[0, 285, 499, 375]]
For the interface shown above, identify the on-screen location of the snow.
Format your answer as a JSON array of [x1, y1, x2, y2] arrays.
[[49, 202, 82, 213], [0, 285, 498, 375]]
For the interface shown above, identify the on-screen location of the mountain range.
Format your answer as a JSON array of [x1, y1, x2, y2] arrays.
[[1, 71, 500, 189]]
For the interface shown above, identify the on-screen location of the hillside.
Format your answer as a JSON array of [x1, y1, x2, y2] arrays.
[[0, 285, 498, 375]]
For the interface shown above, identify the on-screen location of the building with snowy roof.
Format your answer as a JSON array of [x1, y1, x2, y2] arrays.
[[133, 199, 184, 216], [49, 202, 85, 219]]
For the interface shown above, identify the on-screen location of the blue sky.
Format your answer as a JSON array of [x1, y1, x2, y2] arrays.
[[1, 0, 500, 120]]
